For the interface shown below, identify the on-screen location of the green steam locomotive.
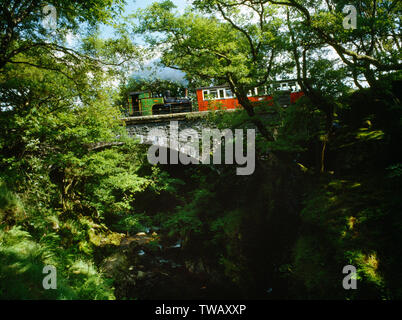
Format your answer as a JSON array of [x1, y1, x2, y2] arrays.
[[127, 90, 192, 116]]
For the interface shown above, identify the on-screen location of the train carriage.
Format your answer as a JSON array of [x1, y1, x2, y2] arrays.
[[196, 80, 304, 111]]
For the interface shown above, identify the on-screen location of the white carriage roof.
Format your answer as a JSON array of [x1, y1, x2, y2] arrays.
[[196, 79, 299, 91]]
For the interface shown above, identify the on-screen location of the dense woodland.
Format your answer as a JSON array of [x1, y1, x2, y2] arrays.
[[0, 0, 401, 299]]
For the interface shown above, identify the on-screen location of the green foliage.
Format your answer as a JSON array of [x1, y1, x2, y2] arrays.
[[0, 179, 25, 225], [271, 98, 325, 154], [123, 77, 188, 98], [162, 190, 208, 238], [387, 163, 402, 179], [291, 176, 394, 299], [1, 0, 401, 301], [292, 235, 338, 298], [0, 226, 115, 299], [133, 0, 286, 116]]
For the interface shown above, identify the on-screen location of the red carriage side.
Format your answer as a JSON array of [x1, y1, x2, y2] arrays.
[[196, 80, 304, 111]]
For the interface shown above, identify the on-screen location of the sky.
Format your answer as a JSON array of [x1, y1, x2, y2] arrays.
[[99, 0, 192, 84], [125, 0, 190, 14], [100, 0, 191, 38], [96, 1, 354, 88]]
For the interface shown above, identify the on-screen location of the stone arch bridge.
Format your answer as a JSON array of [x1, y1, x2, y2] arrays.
[[121, 110, 268, 175], [123, 111, 215, 146], [123, 111, 229, 163]]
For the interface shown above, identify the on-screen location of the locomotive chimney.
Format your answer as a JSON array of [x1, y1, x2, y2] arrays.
[[185, 88, 188, 98]]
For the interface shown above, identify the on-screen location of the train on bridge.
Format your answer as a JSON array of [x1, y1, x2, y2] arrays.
[[127, 91, 192, 116], [126, 79, 304, 116]]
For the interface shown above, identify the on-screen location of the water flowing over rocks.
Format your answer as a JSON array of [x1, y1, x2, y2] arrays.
[[100, 229, 238, 299]]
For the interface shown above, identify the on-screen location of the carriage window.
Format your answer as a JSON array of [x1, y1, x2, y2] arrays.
[[257, 86, 266, 96], [289, 82, 296, 91], [203, 90, 209, 100], [225, 89, 233, 98], [218, 89, 225, 99], [209, 89, 218, 99], [247, 90, 253, 97]]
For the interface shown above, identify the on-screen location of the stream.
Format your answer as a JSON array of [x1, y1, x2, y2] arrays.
[[100, 230, 241, 300]]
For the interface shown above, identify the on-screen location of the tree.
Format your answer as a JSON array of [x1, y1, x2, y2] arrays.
[[0, 2, 167, 300], [0, 0, 140, 105], [186, 0, 400, 171], [264, 0, 402, 88], [0, 0, 125, 69], [134, 0, 291, 141]]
